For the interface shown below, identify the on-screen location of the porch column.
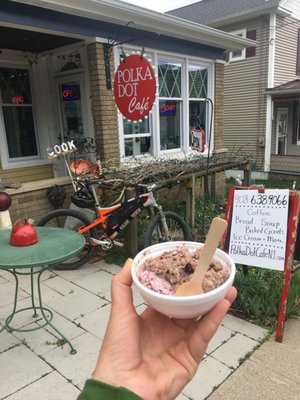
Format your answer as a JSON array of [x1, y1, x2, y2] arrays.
[[87, 42, 120, 167]]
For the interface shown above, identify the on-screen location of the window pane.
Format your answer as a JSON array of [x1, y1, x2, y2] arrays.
[[278, 137, 286, 155], [158, 60, 182, 98], [189, 101, 207, 131], [0, 68, 32, 104], [159, 100, 181, 150], [123, 118, 150, 135], [124, 137, 151, 156], [3, 106, 37, 158], [189, 64, 208, 98]]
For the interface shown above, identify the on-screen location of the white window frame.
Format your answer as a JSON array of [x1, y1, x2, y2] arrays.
[[296, 100, 300, 145], [276, 107, 288, 155], [229, 29, 246, 62], [0, 62, 43, 169], [115, 46, 214, 160]]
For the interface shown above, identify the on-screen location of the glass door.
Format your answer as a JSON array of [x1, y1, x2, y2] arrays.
[[276, 108, 288, 155], [53, 74, 90, 177], [55, 74, 88, 144]]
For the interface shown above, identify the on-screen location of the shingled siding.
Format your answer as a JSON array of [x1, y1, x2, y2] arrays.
[[270, 154, 300, 176], [220, 17, 269, 172], [274, 15, 300, 86], [0, 164, 53, 184], [87, 42, 120, 166]]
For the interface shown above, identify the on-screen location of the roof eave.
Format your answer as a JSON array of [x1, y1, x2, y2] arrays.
[[11, 0, 255, 51], [266, 89, 300, 96], [207, 5, 291, 28]]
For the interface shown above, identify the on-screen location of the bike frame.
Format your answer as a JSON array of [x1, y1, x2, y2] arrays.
[[76, 187, 158, 243]]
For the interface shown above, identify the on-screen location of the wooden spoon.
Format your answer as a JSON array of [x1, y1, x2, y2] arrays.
[[175, 217, 228, 297]]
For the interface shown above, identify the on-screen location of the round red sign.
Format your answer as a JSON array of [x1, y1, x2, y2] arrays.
[[113, 54, 156, 121]]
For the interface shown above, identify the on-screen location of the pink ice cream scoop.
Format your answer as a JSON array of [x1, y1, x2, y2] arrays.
[[140, 271, 175, 295]]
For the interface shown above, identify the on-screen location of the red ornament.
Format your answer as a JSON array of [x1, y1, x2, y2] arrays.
[[114, 54, 156, 121], [0, 192, 12, 211]]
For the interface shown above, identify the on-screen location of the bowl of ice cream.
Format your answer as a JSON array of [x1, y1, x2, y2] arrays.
[[131, 241, 235, 319]]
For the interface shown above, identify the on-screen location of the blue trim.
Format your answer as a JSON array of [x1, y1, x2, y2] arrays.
[[0, 1, 224, 59]]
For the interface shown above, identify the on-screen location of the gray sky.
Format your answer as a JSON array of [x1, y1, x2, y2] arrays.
[[119, 0, 198, 13]]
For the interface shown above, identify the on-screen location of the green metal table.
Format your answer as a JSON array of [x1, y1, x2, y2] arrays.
[[0, 227, 85, 354]]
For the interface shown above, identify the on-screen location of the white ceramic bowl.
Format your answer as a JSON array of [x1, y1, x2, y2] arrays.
[[131, 241, 236, 319]]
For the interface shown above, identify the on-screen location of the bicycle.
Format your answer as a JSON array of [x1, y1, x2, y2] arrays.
[[37, 178, 192, 270]]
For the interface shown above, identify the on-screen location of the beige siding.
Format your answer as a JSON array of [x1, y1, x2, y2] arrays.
[[219, 17, 269, 172], [0, 164, 53, 184], [274, 15, 300, 86]]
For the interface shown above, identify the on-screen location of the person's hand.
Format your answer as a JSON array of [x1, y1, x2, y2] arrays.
[[92, 258, 237, 400]]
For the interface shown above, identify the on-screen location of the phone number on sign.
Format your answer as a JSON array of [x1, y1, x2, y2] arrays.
[[235, 193, 288, 206]]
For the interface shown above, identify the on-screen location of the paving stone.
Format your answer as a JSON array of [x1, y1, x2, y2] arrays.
[[0, 281, 29, 307], [43, 275, 83, 296], [250, 327, 300, 384], [0, 297, 44, 330], [181, 355, 232, 400], [208, 359, 300, 400], [1, 269, 57, 289], [53, 262, 103, 281], [0, 344, 52, 399], [5, 371, 80, 400], [211, 332, 259, 369], [0, 329, 20, 353], [206, 324, 235, 355], [12, 324, 62, 355], [42, 332, 101, 385], [75, 303, 111, 340], [41, 284, 108, 320], [176, 394, 190, 399], [72, 269, 113, 301], [222, 314, 268, 341], [132, 286, 147, 307], [97, 261, 122, 275]]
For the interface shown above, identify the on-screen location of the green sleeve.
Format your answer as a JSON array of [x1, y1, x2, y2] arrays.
[[77, 379, 143, 400]]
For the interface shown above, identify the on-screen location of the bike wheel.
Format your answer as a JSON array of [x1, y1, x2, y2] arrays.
[[36, 209, 97, 270], [144, 211, 192, 247]]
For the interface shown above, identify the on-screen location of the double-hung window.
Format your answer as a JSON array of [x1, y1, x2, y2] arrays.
[[229, 29, 246, 62], [118, 49, 212, 158], [158, 58, 182, 151], [189, 63, 209, 144], [0, 67, 39, 166]]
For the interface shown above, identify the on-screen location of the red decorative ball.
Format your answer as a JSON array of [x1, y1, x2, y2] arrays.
[[0, 192, 12, 211]]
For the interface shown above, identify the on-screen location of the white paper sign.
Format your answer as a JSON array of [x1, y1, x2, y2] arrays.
[[229, 189, 289, 270]]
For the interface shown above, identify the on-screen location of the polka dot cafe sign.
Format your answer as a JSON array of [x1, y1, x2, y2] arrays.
[[113, 54, 156, 121]]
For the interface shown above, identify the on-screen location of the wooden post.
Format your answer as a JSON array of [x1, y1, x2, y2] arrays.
[[125, 187, 138, 258], [186, 174, 196, 229], [244, 161, 252, 186]]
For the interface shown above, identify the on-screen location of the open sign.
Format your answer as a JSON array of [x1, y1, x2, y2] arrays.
[[62, 84, 80, 101]]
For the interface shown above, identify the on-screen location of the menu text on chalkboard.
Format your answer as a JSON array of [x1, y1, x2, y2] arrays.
[[229, 189, 289, 270]]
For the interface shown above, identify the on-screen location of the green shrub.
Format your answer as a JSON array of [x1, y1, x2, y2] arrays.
[[232, 266, 300, 328]]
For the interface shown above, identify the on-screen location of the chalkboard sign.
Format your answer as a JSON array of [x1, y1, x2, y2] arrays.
[[229, 189, 289, 270]]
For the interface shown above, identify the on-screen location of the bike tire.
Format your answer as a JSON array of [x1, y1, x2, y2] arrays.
[[144, 211, 192, 247], [36, 208, 97, 270]]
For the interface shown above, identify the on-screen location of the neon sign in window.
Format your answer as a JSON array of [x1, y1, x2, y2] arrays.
[[62, 84, 80, 101]]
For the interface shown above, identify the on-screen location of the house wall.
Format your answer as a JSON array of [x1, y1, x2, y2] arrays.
[[219, 16, 269, 172], [0, 164, 52, 184], [274, 15, 300, 86], [87, 42, 120, 166]]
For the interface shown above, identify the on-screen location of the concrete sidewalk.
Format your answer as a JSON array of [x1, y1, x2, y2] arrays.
[[1, 257, 293, 400]]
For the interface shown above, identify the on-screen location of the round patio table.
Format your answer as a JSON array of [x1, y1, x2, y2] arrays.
[[0, 227, 85, 354]]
